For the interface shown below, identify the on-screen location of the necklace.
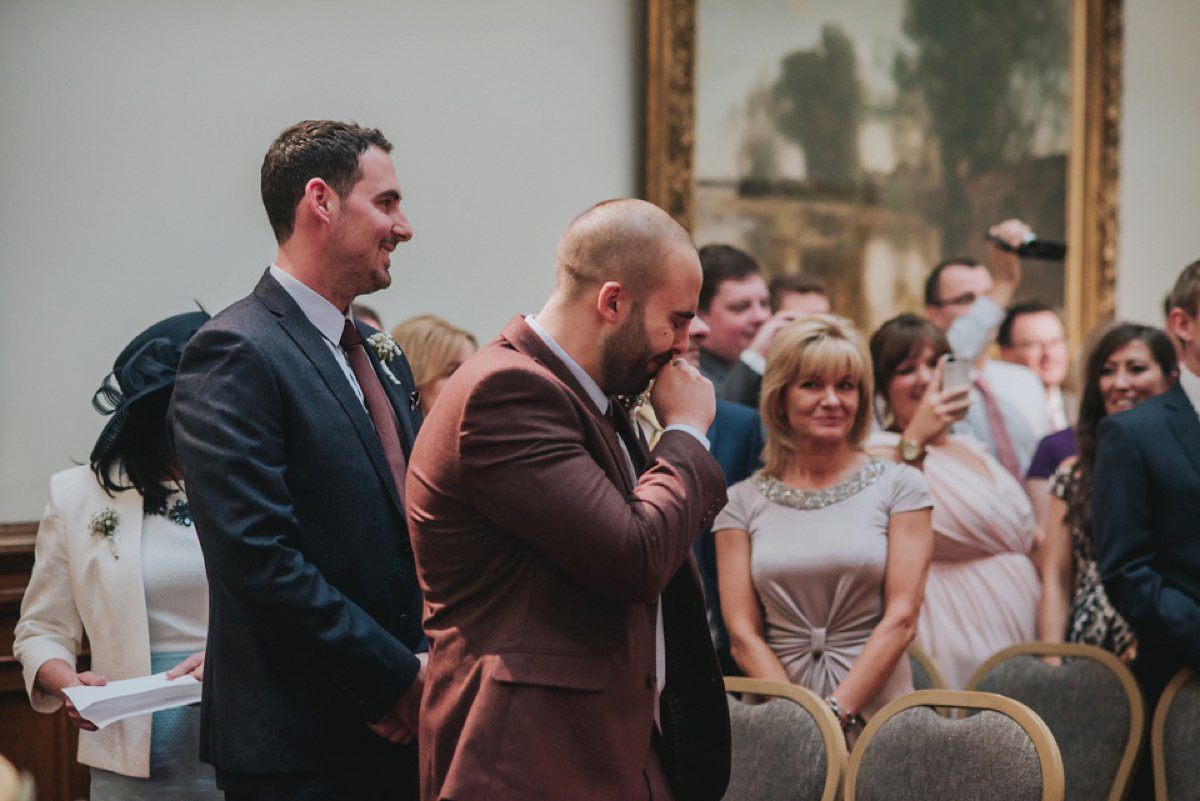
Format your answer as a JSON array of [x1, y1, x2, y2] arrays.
[[755, 458, 887, 511], [143, 497, 193, 527]]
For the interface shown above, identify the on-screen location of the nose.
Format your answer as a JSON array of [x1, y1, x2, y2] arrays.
[[1112, 367, 1131, 388], [821, 385, 839, 405], [753, 303, 771, 324], [393, 209, 413, 242], [915, 363, 933, 388]]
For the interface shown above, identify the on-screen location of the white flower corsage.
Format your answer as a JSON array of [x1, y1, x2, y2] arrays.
[[89, 507, 120, 559], [367, 332, 402, 363]]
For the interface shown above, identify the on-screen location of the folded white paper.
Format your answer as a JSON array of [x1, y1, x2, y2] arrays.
[[63, 671, 202, 729]]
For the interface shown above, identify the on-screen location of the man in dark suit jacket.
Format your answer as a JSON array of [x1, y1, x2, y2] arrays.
[[171, 121, 425, 800], [1094, 259, 1200, 713], [408, 199, 731, 800]]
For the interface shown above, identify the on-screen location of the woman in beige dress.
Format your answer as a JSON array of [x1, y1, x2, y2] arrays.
[[715, 315, 933, 744]]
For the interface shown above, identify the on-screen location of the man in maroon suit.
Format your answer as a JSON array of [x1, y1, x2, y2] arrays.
[[407, 199, 731, 800]]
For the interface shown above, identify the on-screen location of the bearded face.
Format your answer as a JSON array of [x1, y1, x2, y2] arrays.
[[600, 302, 674, 399]]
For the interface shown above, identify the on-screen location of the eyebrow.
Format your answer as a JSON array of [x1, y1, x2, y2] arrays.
[[377, 189, 401, 203]]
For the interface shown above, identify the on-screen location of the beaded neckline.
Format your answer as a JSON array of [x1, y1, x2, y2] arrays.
[[755, 458, 887, 511]]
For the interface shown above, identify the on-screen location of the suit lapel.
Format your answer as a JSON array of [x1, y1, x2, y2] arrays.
[[254, 273, 406, 515], [1164, 382, 1200, 479], [353, 320, 421, 458], [500, 316, 635, 493]]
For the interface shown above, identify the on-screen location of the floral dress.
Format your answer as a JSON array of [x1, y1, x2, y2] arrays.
[[1050, 462, 1138, 659]]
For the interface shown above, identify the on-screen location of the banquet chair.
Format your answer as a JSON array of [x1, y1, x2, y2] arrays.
[[845, 690, 1064, 801], [722, 677, 846, 801], [967, 642, 1145, 801], [1151, 667, 1200, 801], [907, 643, 947, 691]]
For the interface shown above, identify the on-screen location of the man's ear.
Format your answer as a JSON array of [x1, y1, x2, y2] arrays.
[[304, 178, 336, 225], [597, 281, 627, 325]]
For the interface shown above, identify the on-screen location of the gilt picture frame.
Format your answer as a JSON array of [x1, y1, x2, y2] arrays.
[[645, 0, 1121, 343]]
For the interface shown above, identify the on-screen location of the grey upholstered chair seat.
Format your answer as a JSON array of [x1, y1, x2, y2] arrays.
[[846, 690, 1064, 801], [1153, 667, 1200, 801], [968, 642, 1144, 801], [722, 678, 845, 801]]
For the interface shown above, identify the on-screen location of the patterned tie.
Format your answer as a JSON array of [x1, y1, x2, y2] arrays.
[[340, 320, 407, 505], [974, 375, 1022, 480]]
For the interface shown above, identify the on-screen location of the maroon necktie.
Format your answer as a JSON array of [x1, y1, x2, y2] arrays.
[[340, 320, 407, 505], [974, 375, 1021, 481]]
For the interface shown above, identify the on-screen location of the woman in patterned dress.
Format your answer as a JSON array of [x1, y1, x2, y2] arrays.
[[714, 315, 933, 744], [1037, 322, 1177, 659]]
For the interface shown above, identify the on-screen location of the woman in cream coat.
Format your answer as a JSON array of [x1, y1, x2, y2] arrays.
[[15, 311, 219, 800]]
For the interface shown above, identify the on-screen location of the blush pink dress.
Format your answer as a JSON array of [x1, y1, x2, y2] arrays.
[[869, 431, 1040, 689]]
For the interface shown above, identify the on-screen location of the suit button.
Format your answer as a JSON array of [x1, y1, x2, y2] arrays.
[[646, 673, 657, 688]]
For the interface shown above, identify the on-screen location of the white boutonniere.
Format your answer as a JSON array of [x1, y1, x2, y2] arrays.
[[89, 507, 120, 559], [367, 332, 402, 363]]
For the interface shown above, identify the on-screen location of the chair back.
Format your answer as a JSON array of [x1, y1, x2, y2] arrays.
[[1152, 667, 1200, 801], [722, 677, 846, 801], [846, 689, 1064, 801], [908, 643, 947, 691], [967, 642, 1144, 801]]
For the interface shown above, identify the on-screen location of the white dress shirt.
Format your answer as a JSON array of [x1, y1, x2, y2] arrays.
[[1180, 364, 1200, 419]]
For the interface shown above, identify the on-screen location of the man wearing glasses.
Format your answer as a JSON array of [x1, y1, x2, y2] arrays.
[[922, 219, 1051, 481]]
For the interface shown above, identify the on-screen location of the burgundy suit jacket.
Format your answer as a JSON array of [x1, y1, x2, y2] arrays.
[[408, 316, 731, 800]]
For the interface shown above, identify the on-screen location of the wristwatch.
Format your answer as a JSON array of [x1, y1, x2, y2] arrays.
[[898, 438, 926, 464]]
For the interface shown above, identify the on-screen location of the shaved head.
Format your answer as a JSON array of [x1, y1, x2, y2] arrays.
[[555, 199, 696, 300]]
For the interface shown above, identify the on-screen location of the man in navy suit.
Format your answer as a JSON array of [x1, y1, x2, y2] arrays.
[[1094, 259, 1200, 717], [171, 121, 425, 800]]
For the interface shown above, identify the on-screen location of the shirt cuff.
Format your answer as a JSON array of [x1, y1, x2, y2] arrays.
[[739, 350, 766, 375], [662, 424, 710, 451]]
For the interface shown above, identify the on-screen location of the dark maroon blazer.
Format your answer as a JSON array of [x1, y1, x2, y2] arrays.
[[408, 316, 731, 800]]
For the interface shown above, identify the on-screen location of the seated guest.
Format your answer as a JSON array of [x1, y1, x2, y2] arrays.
[[769, 274, 832, 315], [1038, 322, 1176, 661], [999, 302, 1074, 429], [866, 314, 1040, 689], [390, 314, 477, 413], [715, 315, 932, 744], [14, 312, 218, 799], [698, 244, 806, 408], [924, 219, 1051, 479]]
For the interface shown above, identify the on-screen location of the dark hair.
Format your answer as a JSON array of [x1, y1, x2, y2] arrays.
[[924, 258, 983, 307], [261, 120, 393, 243], [869, 314, 951, 428], [698, 244, 760, 312], [997, 301, 1060, 347], [1066, 323, 1178, 535], [92, 388, 178, 509], [1168, 259, 1200, 319], [769, 274, 829, 311]]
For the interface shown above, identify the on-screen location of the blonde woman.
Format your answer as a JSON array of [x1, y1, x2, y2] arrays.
[[714, 315, 932, 743], [390, 315, 478, 413]]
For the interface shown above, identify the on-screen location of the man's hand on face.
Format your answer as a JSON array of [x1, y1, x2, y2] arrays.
[[651, 358, 716, 432]]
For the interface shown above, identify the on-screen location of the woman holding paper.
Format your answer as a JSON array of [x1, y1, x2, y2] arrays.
[[14, 311, 219, 799]]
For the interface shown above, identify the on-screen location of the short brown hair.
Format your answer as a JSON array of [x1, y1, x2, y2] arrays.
[[759, 315, 873, 475], [1168, 259, 1200, 318], [769, 274, 829, 312], [261, 120, 392, 243]]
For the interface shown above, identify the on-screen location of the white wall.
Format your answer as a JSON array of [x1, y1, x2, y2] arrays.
[[2, 0, 1199, 520], [1117, 0, 1200, 323], [0, 0, 642, 519]]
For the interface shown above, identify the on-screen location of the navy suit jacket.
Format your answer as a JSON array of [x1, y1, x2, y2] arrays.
[[170, 271, 425, 775], [697, 400, 765, 665], [1093, 381, 1200, 700]]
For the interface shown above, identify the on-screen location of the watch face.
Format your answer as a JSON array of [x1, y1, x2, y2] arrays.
[[900, 440, 922, 462]]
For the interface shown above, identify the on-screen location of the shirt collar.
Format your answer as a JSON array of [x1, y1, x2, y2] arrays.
[[525, 315, 608, 415], [1179, 364, 1200, 417], [270, 264, 351, 346]]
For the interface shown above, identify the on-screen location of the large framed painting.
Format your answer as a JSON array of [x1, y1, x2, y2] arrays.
[[646, 0, 1122, 343]]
